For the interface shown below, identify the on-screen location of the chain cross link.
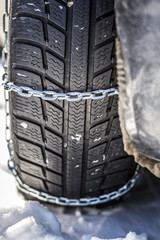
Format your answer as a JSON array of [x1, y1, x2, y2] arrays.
[[3, 81, 119, 101]]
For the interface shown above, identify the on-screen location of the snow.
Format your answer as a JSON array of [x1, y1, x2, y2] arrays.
[[0, 201, 148, 240], [0, 65, 160, 239], [20, 122, 28, 129]]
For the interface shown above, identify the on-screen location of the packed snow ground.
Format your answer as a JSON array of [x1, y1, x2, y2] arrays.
[[0, 66, 160, 240]]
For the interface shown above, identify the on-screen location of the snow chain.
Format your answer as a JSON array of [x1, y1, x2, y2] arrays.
[[2, 0, 140, 206]]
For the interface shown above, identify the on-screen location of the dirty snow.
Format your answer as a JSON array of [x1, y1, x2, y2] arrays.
[[116, 0, 160, 161], [0, 65, 160, 240]]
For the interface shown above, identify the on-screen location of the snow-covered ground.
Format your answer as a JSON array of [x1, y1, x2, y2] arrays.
[[0, 65, 160, 240]]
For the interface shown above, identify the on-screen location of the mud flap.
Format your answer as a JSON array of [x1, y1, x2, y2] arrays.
[[115, 0, 160, 178]]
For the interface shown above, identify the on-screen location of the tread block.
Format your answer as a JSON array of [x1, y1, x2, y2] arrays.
[[20, 172, 46, 192], [92, 70, 112, 90], [65, 171, 82, 198], [103, 186, 121, 195], [106, 157, 136, 175], [88, 144, 106, 168], [96, 0, 114, 18], [106, 138, 128, 161], [46, 52, 64, 84], [68, 102, 85, 135], [66, 164, 82, 185], [12, 69, 42, 90], [109, 117, 121, 137], [45, 102, 63, 133], [110, 68, 117, 87], [47, 182, 62, 196], [65, 162, 82, 193], [95, 15, 114, 45], [13, 0, 46, 17], [13, 117, 43, 144], [102, 170, 132, 189], [12, 94, 44, 122], [89, 121, 108, 147], [110, 95, 118, 115], [90, 95, 118, 126], [49, 0, 66, 29], [91, 98, 109, 125], [86, 178, 102, 193], [14, 17, 44, 44], [20, 160, 44, 178], [66, 163, 82, 172], [45, 79, 63, 107], [13, 43, 43, 71], [87, 165, 104, 180], [46, 170, 62, 185], [46, 150, 62, 174], [45, 129, 63, 155], [16, 138, 44, 165], [94, 42, 113, 73], [45, 79, 63, 92], [48, 24, 65, 57]]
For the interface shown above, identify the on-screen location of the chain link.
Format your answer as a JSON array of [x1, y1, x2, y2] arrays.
[[3, 0, 10, 143], [3, 81, 119, 101], [8, 156, 140, 206], [2, 0, 140, 206]]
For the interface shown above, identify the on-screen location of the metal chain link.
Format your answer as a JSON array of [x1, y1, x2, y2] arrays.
[[3, 0, 10, 143], [7, 154, 140, 206], [2, 0, 140, 206], [3, 81, 119, 101]]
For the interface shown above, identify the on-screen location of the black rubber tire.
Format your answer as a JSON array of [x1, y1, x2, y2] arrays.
[[8, 0, 136, 200]]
